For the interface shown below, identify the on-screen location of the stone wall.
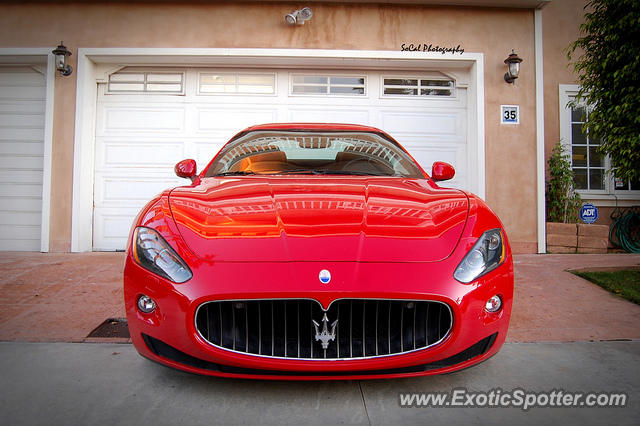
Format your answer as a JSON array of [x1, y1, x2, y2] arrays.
[[546, 222, 609, 254]]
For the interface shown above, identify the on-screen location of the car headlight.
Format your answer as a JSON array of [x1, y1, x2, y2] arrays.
[[454, 228, 506, 283], [132, 227, 192, 283]]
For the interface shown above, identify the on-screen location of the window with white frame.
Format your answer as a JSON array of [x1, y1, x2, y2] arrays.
[[108, 71, 184, 94], [559, 85, 640, 196], [199, 73, 275, 94], [290, 75, 365, 95], [568, 101, 605, 190], [382, 77, 455, 97]]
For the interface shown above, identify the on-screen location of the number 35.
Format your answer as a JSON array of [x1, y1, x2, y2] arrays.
[[504, 109, 517, 121]]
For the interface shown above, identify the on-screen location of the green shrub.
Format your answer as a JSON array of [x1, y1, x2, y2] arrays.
[[546, 142, 582, 223], [568, 0, 640, 184]]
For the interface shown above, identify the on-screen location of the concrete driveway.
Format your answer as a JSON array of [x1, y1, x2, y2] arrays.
[[1, 340, 638, 425]]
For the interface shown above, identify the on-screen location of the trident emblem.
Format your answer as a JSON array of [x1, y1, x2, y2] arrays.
[[312, 313, 338, 349]]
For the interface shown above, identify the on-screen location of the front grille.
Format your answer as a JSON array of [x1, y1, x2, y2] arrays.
[[195, 299, 452, 360]]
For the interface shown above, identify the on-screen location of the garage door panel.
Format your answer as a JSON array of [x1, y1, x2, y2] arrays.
[[0, 86, 45, 100], [0, 211, 41, 226], [93, 208, 142, 251], [0, 101, 45, 115], [0, 197, 42, 212], [100, 107, 185, 134], [0, 140, 45, 156], [0, 113, 44, 128], [395, 134, 466, 147], [0, 238, 41, 251], [192, 96, 279, 106], [0, 183, 43, 198], [0, 169, 43, 184], [376, 95, 466, 108], [287, 108, 370, 124], [197, 108, 277, 132], [97, 140, 185, 168], [94, 175, 182, 206], [0, 155, 44, 169], [0, 67, 46, 84], [0, 127, 46, 141], [380, 111, 465, 140], [0, 223, 41, 240], [284, 97, 374, 107]]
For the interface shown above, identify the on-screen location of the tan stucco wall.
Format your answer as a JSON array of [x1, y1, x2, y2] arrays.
[[1, 2, 540, 252], [541, 0, 585, 166]]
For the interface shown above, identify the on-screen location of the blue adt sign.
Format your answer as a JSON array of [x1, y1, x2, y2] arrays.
[[580, 203, 598, 224]]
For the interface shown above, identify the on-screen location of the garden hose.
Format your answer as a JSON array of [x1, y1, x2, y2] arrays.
[[609, 207, 640, 253]]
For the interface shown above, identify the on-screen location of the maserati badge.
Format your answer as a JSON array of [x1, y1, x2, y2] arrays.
[[312, 313, 338, 349], [318, 269, 331, 284]]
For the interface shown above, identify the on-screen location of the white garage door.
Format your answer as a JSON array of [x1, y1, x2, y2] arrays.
[[94, 67, 468, 250], [0, 66, 46, 251]]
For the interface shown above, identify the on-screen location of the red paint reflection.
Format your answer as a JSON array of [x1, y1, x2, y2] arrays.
[[169, 176, 468, 262]]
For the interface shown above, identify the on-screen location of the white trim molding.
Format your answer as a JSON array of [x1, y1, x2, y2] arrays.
[[0, 48, 55, 252], [71, 48, 485, 252], [41, 54, 55, 252], [534, 9, 546, 253]]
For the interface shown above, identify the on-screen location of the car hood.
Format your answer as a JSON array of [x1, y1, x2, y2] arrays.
[[168, 177, 468, 262]]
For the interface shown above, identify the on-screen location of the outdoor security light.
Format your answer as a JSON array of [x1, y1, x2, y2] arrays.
[[52, 42, 73, 76], [285, 7, 312, 25], [504, 50, 522, 83]]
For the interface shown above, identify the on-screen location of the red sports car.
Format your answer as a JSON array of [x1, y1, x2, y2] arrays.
[[124, 123, 513, 380]]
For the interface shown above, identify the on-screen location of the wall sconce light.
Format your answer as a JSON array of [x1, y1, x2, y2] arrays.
[[285, 7, 312, 25], [504, 50, 522, 84], [52, 42, 73, 76]]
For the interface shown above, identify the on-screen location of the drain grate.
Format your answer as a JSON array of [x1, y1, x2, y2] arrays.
[[87, 318, 130, 338]]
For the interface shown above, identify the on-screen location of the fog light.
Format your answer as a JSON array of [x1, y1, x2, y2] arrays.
[[485, 295, 502, 313], [137, 295, 156, 313]]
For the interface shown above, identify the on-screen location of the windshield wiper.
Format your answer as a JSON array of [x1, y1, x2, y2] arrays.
[[315, 170, 392, 176], [212, 170, 257, 176], [268, 169, 320, 175]]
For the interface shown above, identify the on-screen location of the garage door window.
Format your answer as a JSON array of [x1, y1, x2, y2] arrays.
[[108, 72, 184, 94], [291, 75, 365, 95], [199, 73, 275, 94], [383, 77, 454, 97]]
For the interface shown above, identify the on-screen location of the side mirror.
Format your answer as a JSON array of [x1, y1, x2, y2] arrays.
[[431, 161, 455, 182], [175, 159, 197, 181]]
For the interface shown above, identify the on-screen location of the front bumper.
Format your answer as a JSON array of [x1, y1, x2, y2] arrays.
[[141, 331, 499, 378], [124, 251, 513, 380]]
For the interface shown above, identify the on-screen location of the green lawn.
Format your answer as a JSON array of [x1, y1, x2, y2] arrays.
[[573, 270, 640, 305]]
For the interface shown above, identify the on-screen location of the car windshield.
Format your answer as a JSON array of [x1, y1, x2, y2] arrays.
[[204, 131, 425, 178]]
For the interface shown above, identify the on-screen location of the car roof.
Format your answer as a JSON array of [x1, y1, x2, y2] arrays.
[[240, 123, 386, 133], [228, 123, 395, 144]]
